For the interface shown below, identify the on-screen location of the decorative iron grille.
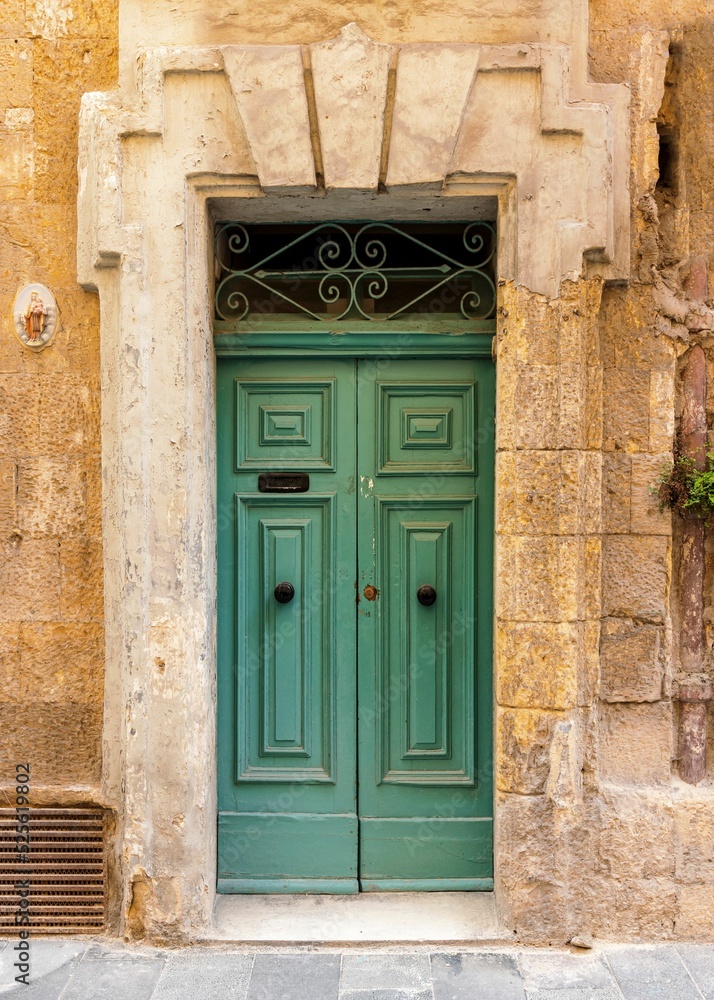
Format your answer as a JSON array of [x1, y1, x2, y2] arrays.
[[214, 221, 496, 330], [0, 808, 105, 934]]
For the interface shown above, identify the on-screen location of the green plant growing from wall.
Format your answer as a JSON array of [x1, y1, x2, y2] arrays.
[[652, 453, 714, 520]]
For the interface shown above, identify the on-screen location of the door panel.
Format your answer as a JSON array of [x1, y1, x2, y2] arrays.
[[357, 359, 494, 889], [217, 359, 358, 893]]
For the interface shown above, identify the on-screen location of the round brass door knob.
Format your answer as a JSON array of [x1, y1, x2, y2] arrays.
[[417, 585, 437, 606], [274, 582, 295, 604]]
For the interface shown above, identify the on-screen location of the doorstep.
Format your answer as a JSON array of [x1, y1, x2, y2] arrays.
[[209, 891, 513, 945]]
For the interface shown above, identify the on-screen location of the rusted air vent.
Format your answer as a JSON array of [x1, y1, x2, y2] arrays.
[[0, 808, 105, 935]]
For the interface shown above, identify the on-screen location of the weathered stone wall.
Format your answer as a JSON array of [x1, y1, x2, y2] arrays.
[[0, 2, 117, 790]]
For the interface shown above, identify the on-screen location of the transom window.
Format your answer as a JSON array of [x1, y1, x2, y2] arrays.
[[214, 222, 496, 332]]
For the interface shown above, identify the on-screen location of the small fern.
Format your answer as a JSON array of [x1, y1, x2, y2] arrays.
[[652, 452, 714, 521]]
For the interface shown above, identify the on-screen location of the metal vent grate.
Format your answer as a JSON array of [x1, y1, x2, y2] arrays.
[[0, 808, 105, 935]]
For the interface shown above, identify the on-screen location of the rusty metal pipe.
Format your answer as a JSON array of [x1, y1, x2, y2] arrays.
[[678, 344, 710, 784]]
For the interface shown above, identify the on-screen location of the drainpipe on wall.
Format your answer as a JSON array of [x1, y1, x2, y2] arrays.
[[677, 343, 712, 784]]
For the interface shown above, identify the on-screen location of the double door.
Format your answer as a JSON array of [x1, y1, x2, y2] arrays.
[[217, 356, 494, 892]]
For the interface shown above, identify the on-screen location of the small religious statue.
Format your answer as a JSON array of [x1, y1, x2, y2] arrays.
[[24, 290, 48, 342], [12, 283, 58, 350]]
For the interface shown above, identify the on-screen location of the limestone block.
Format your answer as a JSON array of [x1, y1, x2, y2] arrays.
[[0, 700, 101, 785], [17, 459, 87, 537], [222, 45, 315, 190], [496, 792, 565, 886], [674, 798, 714, 884], [598, 702, 673, 785], [60, 536, 104, 622], [0, 537, 60, 622], [649, 368, 676, 453], [597, 787, 675, 878], [587, 875, 677, 940], [496, 706, 565, 794], [602, 453, 631, 534], [0, 376, 42, 456], [497, 622, 579, 710], [495, 452, 516, 535], [1, 622, 104, 703], [496, 790, 594, 943], [600, 618, 664, 703], [387, 43, 479, 187], [497, 621, 600, 711], [37, 375, 101, 456], [603, 367, 650, 452], [511, 290, 557, 365], [0, 128, 33, 201], [498, 450, 601, 536], [311, 24, 391, 190], [676, 885, 714, 939], [0, 203, 78, 287], [601, 535, 669, 622], [0, 294, 25, 375], [0, 39, 33, 113], [498, 535, 600, 623], [584, 364, 603, 450], [0, 461, 17, 537], [0, 624, 20, 688], [495, 352, 517, 452], [25, 0, 100, 40], [514, 365, 560, 450], [630, 454, 672, 535], [161, 71, 256, 180], [33, 39, 118, 204], [0, 0, 26, 37]]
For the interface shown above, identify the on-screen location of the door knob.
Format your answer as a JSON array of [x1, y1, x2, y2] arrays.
[[274, 582, 295, 604], [417, 585, 437, 606]]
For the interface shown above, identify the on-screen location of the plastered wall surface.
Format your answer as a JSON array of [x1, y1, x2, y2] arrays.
[[0, 2, 117, 791], [1, 0, 714, 946]]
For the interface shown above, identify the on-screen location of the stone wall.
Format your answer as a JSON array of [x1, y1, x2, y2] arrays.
[[0, 2, 117, 794]]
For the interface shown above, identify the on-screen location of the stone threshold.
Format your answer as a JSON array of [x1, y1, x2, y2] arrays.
[[209, 891, 512, 945]]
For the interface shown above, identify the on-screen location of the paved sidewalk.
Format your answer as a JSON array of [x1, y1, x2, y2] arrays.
[[1, 940, 713, 999]]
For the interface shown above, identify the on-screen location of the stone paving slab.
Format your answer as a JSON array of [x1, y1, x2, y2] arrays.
[[431, 952, 526, 999], [677, 945, 714, 1000], [606, 946, 704, 1000], [152, 952, 254, 1000], [519, 952, 617, 990], [59, 956, 165, 1000], [525, 991, 623, 1000], [0, 940, 713, 998], [341, 954, 432, 991], [246, 953, 341, 1000]]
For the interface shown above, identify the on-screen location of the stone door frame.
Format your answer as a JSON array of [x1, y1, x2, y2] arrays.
[[77, 25, 629, 940]]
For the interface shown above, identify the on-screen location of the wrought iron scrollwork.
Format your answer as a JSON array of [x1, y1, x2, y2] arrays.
[[214, 221, 496, 325]]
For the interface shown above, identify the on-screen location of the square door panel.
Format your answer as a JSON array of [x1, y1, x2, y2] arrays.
[[378, 383, 476, 474], [236, 379, 335, 470]]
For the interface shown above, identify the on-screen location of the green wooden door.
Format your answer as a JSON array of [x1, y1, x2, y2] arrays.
[[217, 355, 494, 892], [356, 359, 494, 889]]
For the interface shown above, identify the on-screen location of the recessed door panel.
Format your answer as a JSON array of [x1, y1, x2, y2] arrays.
[[377, 498, 476, 784], [236, 379, 335, 469], [378, 382, 476, 474], [235, 495, 335, 780]]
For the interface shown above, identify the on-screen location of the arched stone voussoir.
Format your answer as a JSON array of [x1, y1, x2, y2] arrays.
[[310, 23, 393, 192], [222, 45, 316, 192]]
